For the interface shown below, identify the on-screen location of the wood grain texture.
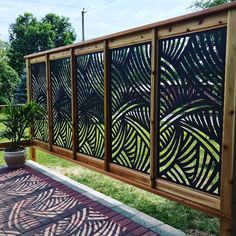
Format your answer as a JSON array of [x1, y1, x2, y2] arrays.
[[70, 48, 78, 160], [108, 30, 152, 49], [158, 11, 227, 38], [29, 146, 36, 162], [26, 59, 32, 102], [220, 8, 236, 236], [29, 55, 46, 64], [49, 50, 70, 60], [46, 54, 53, 151], [104, 40, 111, 171], [150, 28, 158, 189], [26, 59, 34, 137], [0, 140, 30, 150], [74, 42, 103, 55]]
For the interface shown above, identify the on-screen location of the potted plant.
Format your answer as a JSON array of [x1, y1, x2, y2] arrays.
[[0, 101, 43, 169]]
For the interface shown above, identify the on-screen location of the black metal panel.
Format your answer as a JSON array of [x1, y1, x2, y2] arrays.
[[51, 58, 72, 149], [110, 43, 151, 173], [76, 52, 104, 159], [157, 27, 226, 195], [31, 62, 48, 142]]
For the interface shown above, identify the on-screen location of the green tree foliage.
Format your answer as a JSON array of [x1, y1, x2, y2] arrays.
[[14, 73, 26, 104], [7, 12, 76, 103], [0, 40, 19, 104], [190, 0, 232, 9], [0, 40, 10, 62], [0, 60, 19, 104], [42, 14, 76, 47], [8, 12, 76, 76]]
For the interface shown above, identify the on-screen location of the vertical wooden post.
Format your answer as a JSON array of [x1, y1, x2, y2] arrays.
[[29, 147, 36, 162], [26, 58, 34, 157], [46, 54, 53, 151], [70, 48, 78, 160], [104, 40, 111, 171], [26, 58, 33, 136], [220, 9, 236, 236], [150, 28, 158, 189], [26, 58, 32, 102]]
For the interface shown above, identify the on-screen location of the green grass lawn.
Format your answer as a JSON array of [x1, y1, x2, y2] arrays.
[[0, 150, 219, 235], [0, 112, 7, 142]]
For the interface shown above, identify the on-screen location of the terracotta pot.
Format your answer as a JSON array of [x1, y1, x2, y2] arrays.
[[4, 148, 26, 169]]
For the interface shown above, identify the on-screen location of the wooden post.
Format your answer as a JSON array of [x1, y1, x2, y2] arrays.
[[104, 40, 111, 171], [150, 28, 158, 188], [70, 48, 78, 160], [26, 58, 34, 139], [29, 147, 36, 162], [46, 54, 53, 151], [26, 58, 32, 102], [220, 8, 236, 236]]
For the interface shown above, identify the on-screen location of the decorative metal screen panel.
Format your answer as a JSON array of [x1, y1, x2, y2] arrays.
[[31, 62, 48, 142], [111, 43, 151, 173], [51, 58, 72, 149], [76, 52, 104, 159], [157, 27, 226, 195]]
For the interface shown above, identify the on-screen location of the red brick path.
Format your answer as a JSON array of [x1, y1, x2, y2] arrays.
[[0, 166, 159, 236]]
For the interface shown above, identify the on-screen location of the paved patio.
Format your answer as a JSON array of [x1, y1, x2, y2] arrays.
[[0, 161, 185, 236]]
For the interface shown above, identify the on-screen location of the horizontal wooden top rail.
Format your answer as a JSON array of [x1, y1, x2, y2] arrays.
[[25, 2, 236, 59], [0, 104, 24, 108], [0, 104, 24, 111]]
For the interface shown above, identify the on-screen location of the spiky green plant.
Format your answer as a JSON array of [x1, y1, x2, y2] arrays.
[[0, 101, 43, 151]]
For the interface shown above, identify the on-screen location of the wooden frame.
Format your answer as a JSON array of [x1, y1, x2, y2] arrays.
[[150, 28, 158, 189], [21, 3, 236, 235], [220, 8, 236, 235], [104, 40, 111, 171], [70, 48, 78, 160], [46, 54, 53, 151]]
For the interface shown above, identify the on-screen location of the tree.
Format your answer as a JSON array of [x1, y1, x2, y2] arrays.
[[8, 12, 76, 76], [0, 40, 9, 62], [190, 0, 233, 9], [7, 12, 76, 103], [42, 14, 76, 47], [0, 40, 19, 104], [0, 61, 19, 104]]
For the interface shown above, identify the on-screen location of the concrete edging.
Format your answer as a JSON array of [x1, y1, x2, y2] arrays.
[[26, 160, 185, 236]]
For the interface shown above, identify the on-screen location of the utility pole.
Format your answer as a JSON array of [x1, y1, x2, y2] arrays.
[[81, 8, 87, 41]]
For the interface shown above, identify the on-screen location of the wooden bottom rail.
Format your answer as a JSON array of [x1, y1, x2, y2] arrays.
[[0, 140, 31, 150]]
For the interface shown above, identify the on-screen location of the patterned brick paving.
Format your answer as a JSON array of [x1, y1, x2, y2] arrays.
[[0, 166, 159, 236]]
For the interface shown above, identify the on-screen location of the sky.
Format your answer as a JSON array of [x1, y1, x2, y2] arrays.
[[0, 0, 194, 43]]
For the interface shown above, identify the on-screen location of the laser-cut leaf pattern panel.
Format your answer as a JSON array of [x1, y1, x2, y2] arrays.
[[31, 62, 48, 142], [51, 58, 72, 149], [110, 43, 151, 173], [76, 52, 105, 159], [157, 27, 226, 195]]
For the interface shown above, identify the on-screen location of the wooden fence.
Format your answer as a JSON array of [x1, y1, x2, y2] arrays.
[[23, 3, 236, 235]]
